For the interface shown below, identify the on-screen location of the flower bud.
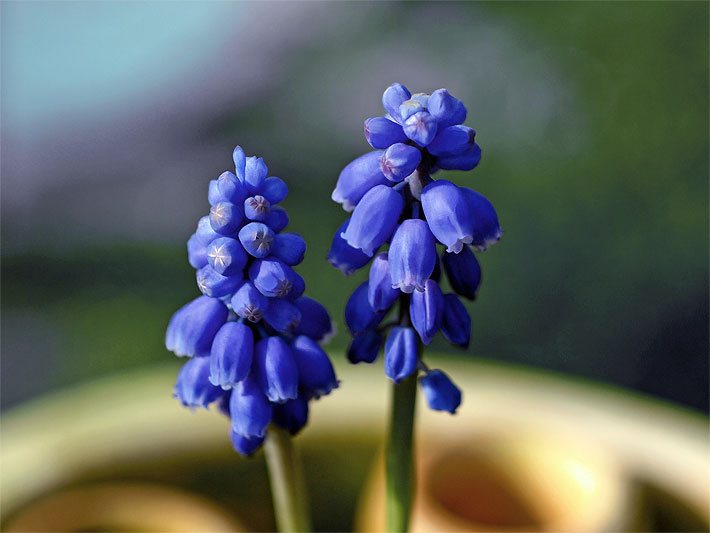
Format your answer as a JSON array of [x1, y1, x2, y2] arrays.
[[291, 335, 339, 398], [380, 143, 422, 182], [427, 125, 476, 157], [206, 237, 248, 276], [271, 233, 306, 266], [428, 89, 467, 128], [384, 327, 418, 383], [209, 321, 254, 389], [399, 98, 426, 121], [249, 259, 302, 298], [273, 397, 309, 436], [331, 151, 389, 212], [442, 245, 481, 300], [437, 142, 482, 172], [263, 297, 302, 334], [347, 329, 382, 364], [345, 282, 386, 335], [230, 431, 264, 456], [210, 201, 243, 235], [187, 233, 208, 269], [293, 296, 333, 342], [327, 219, 371, 275], [462, 187, 502, 251], [195, 215, 220, 245], [230, 374, 272, 438], [364, 117, 408, 149], [166, 296, 228, 357], [216, 170, 247, 205], [342, 184, 404, 256], [208, 179, 221, 206], [421, 179, 474, 253], [238, 222, 275, 258], [244, 195, 271, 221], [419, 369, 462, 414], [231, 281, 268, 322], [244, 156, 268, 195], [389, 219, 437, 293], [409, 279, 444, 345], [254, 336, 299, 403], [261, 176, 288, 204], [174, 357, 225, 408], [382, 83, 411, 123], [403, 111, 438, 146], [368, 253, 399, 312], [233, 146, 246, 181], [196, 265, 242, 298], [265, 206, 289, 232], [441, 293, 471, 348]]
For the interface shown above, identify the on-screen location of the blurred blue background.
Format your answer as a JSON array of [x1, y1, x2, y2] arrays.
[[2, 1, 708, 412]]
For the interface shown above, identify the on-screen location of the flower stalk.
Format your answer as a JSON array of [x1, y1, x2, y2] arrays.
[[264, 425, 312, 533]]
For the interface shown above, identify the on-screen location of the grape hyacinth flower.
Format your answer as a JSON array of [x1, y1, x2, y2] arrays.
[[166, 146, 338, 460], [328, 83, 502, 531]]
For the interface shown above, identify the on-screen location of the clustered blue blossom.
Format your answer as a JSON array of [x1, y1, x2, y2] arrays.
[[166, 146, 338, 456], [328, 83, 502, 415]]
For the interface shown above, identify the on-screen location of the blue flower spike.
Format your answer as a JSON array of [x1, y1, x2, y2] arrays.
[[166, 146, 337, 456], [329, 83, 502, 415]]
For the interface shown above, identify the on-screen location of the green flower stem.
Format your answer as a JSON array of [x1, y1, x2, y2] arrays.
[[386, 372, 418, 532], [264, 425, 312, 533]]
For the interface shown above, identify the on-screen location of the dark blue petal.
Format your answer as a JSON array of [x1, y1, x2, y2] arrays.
[[238, 222, 275, 258], [166, 296, 228, 357], [342, 184, 404, 256], [285, 272, 305, 301], [244, 195, 271, 222], [327, 219, 372, 275], [380, 143, 422, 182], [230, 373, 273, 438], [345, 282, 386, 336], [384, 327, 418, 383], [368, 253, 399, 312], [195, 215, 220, 245], [421, 179, 475, 253], [428, 89, 467, 128], [462, 188, 503, 251], [409, 279, 444, 345], [293, 296, 333, 342], [347, 329, 382, 364], [209, 321, 254, 388], [196, 265, 242, 298], [216, 170, 247, 205], [249, 259, 302, 299], [364, 117, 408, 149], [442, 246, 481, 300], [263, 297, 302, 334], [441, 293, 471, 348], [427, 126, 476, 157], [210, 201, 244, 235], [403, 111, 438, 147], [233, 146, 247, 181], [437, 143, 482, 171], [273, 397, 309, 435], [254, 336, 299, 403], [419, 369, 462, 414], [206, 237, 248, 276], [261, 176, 288, 204], [331, 151, 389, 212], [244, 156, 268, 195], [382, 83, 411, 124], [230, 281, 268, 323], [291, 335, 339, 398], [187, 233, 208, 269], [270, 233, 306, 266], [265, 206, 289, 233], [230, 430, 264, 456], [389, 219, 437, 293], [174, 357, 225, 408]]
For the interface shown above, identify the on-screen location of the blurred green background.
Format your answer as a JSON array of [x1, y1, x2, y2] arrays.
[[1, 1, 708, 413]]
